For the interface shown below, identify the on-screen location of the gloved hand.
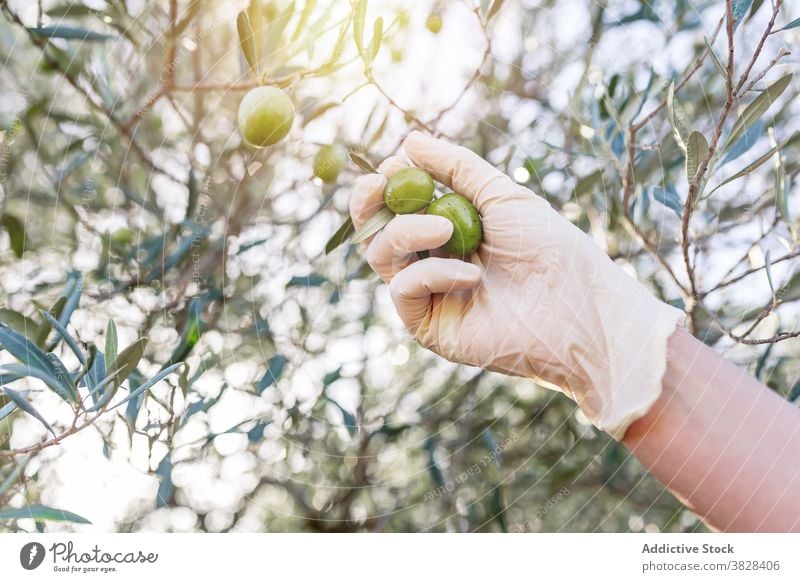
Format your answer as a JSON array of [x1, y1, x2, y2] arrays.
[[349, 131, 684, 440]]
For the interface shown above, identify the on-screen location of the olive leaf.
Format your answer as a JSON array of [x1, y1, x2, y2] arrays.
[[349, 152, 379, 174], [0, 388, 56, 436], [325, 217, 355, 254], [39, 310, 85, 366], [106, 362, 184, 412], [0, 388, 29, 423], [774, 139, 792, 238], [259, 354, 289, 394], [324, 153, 380, 253], [291, 0, 317, 44], [704, 37, 726, 78], [0, 325, 74, 402], [351, 207, 395, 244], [0, 504, 90, 524], [724, 74, 791, 152], [0, 309, 38, 336], [89, 337, 148, 411], [775, 17, 800, 33], [685, 130, 709, 182], [731, 0, 755, 30], [236, 10, 259, 78], [353, 0, 367, 56], [710, 131, 798, 195], [667, 82, 692, 154], [28, 25, 112, 42], [105, 319, 118, 365], [364, 16, 383, 64], [764, 249, 775, 299], [486, 0, 506, 21]]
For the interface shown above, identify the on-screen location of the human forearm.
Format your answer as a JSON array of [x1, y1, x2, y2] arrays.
[[622, 326, 800, 531]]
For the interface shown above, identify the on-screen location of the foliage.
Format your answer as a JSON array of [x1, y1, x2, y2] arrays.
[[0, 0, 798, 533]]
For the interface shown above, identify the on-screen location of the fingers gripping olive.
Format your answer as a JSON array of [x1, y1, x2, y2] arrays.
[[425, 193, 482, 256], [384, 168, 435, 214]]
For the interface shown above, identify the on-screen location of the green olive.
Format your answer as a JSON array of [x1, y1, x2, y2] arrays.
[[313, 143, 348, 183], [384, 168, 435, 214], [237, 86, 295, 148], [426, 13, 443, 34], [425, 193, 482, 256], [110, 228, 134, 246]]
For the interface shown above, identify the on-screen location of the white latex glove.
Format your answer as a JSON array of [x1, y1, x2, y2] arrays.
[[350, 132, 684, 440]]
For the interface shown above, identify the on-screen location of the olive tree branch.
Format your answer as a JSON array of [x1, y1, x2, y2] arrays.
[[679, 1, 738, 316], [734, 0, 784, 97]]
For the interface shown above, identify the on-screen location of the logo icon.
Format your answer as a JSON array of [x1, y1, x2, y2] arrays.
[[20, 542, 46, 570]]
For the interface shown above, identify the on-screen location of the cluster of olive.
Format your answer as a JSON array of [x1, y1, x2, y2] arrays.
[[235, 86, 483, 256], [384, 168, 482, 256]]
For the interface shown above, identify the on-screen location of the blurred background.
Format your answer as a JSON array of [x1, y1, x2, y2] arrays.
[[0, 0, 799, 532]]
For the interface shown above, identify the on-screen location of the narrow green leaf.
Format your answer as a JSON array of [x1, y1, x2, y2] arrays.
[[326, 396, 357, 437], [711, 132, 798, 194], [724, 74, 791, 152], [0, 310, 38, 336], [0, 388, 56, 436], [349, 152, 378, 174], [323, 367, 342, 386], [666, 82, 691, 153], [106, 362, 184, 412], [0, 325, 71, 399], [351, 207, 395, 244], [259, 355, 289, 393], [0, 504, 90, 524], [424, 437, 445, 488], [721, 120, 765, 166], [704, 37, 726, 78], [365, 16, 383, 64], [0, 455, 30, 496], [353, 0, 367, 56], [163, 303, 204, 369], [237, 10, 259, 77], [29, 25, 112, 42], [769, 130, 797, 241], [731, 0, 755, 29], [35, 296, 65, 347], [685, 130, 709, 182], [0, 214, 25, 257], [45, 4, 103, 18], [91, 337, 148, 410], [652, 186, 683, 218], [486, 0, 506, 21], [764, 249, 775, 298], [155, 453, 173, 508], [105, 320, 118, 365], [325, 217, 355, 254], [83, 350, 105, 408], [44, 354, 78, 402], [0, 388, 28, 422], [39, 311, 85, 366], [776, 16, 800, 32], [291, 0, 317, 43], [287, 274, 329, 287]]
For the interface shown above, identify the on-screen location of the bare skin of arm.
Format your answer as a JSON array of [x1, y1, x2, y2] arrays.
[[622, 326, 800, 532]]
